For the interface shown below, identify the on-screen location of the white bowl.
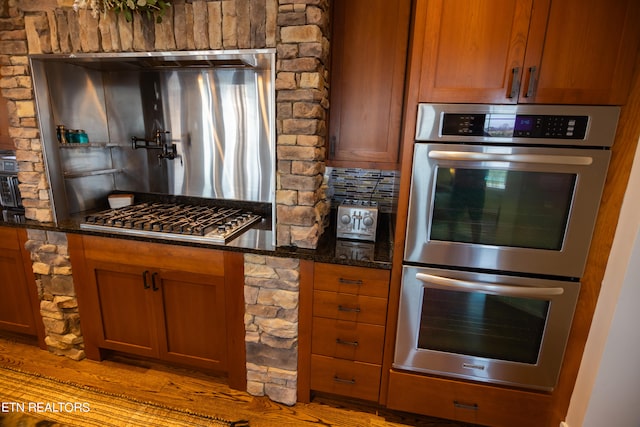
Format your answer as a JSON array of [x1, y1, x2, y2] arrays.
[[108, 194, 134, 209]]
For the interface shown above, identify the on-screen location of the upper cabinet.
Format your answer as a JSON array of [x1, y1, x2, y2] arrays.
[[328, 0, 412, 169], [416, 0, 640, 105]]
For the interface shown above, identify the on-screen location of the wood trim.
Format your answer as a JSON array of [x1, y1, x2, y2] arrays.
[[17, 229, 46, 349], [224, 251, 246, 391], [297, 259, 314, 403], [67, 233, 104, 360], [378, 0, 426, 406], [79, 235, 225, 276], [548, 51, 640, 426]]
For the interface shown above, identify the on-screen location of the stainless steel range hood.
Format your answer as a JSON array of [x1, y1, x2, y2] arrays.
[[30, 50, 276, 245], [35, 51, 267, 72]]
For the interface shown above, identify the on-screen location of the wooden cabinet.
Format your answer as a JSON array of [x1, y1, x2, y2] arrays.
[[0, 227, 42, 339], [387, 369, 552, 427], [67, 235, 246, 389], [0, 94, 13, 150], [415, 0, 640, 105], [327, 0, 411, 169], [309, 263, 390, 401]]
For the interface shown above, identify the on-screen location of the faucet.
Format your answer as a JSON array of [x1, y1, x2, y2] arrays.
[[131, 130, 181, 163]]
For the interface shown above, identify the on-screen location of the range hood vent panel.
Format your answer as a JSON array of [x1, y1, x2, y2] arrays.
[[29, 50, 265, 72]]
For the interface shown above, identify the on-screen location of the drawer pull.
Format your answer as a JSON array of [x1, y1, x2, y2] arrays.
[[333, 376, 356, 385], [453, 401, 479, 411], [336, 338, 359, 347], [338, 305, 361, 313], [339, 278, 363, 285]]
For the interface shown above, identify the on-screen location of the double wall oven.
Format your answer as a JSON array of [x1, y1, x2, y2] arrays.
[[394, 104, 619, 390]]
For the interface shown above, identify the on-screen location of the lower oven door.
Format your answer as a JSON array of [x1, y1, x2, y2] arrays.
[[393, 265, 580, 391]]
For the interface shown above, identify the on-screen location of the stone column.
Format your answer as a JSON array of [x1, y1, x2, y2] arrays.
[[25, 230, 84, 360], [244, 253, 299, 405], [275, 0, 331, 248]]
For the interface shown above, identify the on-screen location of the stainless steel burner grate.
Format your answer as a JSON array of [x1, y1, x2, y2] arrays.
[[81, 202, 261, 244]]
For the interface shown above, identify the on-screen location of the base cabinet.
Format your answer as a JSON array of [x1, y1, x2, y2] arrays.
[[387, 369, 552, 427], [308, 263, 390, 402], [68, 235, 245, 388], [0, 227, 42, 339]]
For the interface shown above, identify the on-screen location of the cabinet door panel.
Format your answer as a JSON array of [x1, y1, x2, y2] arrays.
[[0, 250, 36, 334], [417, 0, 533, 103], [521, 0, 640, 104], [158, 271, 228, 371], [329, 0, 411, 168], [90, 262, 158, 357]]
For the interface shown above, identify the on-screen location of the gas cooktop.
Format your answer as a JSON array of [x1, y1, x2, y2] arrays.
[[80, 202, 261, 244]]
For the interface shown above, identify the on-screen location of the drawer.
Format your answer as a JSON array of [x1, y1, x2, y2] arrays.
[[314, 263, 390, 298], [310, 354, 381, 402], [313, 290, 387, 325], [312, 317, 385, 364], [387, 369, 552, 427]]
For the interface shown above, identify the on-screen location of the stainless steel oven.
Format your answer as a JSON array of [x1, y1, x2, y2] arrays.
[[395, 103, 619, 390], [395, 265, 579, 390], [405, 104, 619, 278]]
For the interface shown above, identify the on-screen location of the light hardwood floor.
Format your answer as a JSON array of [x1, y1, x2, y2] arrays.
[[0, 334, 477, 427]]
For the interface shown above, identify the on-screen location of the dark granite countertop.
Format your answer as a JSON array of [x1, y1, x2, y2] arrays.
[[0, 207, 394, 270]]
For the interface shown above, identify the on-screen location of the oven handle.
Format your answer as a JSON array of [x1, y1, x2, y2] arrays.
[[428, 151, 593, 166], [415, 273, 564, 297]]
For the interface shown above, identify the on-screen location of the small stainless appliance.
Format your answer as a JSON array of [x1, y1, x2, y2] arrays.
[[336, 199, 379, 241], [0, 152, 22, 210], [395, 103, 620, 391]]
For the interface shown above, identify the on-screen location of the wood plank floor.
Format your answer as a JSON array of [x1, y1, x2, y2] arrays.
[[0, 333, 476, 427]]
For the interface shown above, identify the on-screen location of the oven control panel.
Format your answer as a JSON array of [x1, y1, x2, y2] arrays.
[[441, 113, 589, 139], [336, 200, 378, 242]]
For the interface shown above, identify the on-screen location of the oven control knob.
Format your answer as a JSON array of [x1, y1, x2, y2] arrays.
[[363, 216, 374, 227], [340, 214, 351, 224]]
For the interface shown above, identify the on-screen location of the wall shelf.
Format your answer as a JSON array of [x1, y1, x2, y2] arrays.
[[63, 168, 121, 179]]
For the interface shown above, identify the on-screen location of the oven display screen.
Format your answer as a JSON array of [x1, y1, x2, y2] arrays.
[[484, 114, 515, 137], [441, 113, 588, 139]]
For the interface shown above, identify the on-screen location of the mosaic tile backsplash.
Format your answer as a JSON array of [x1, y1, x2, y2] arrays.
[[325, 167, 400, 213]]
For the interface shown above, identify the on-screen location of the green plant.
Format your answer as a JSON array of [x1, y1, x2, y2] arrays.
[[73, 0, 171, 23]]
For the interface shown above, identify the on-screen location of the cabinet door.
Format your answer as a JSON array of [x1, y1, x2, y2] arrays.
[[155, 270, 228, 371], [0, 94, 13, 150], [328, 0, 411, 169], [87, 261, 160, 358], [0, 230, 37, 335], [520, 0, 640, 104], [416, 0, 533, 103]]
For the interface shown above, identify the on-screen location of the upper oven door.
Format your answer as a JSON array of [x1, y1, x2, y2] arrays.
[[404, 142, 610, 278]]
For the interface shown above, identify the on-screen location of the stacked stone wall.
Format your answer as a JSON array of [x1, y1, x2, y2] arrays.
[[25, 229, 84, 360], [244, 253, 299, 405]]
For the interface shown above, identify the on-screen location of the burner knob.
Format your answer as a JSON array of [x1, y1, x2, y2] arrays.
[[363, 216, 374, 227], [340, 214, 351, 224]]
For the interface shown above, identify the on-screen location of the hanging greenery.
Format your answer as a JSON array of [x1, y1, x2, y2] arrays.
[[73, 0, 171, 23]]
